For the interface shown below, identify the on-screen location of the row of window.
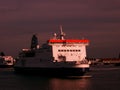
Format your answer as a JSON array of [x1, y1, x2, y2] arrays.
[[56, 45, 80, 47], [58, 49, 81, 52]]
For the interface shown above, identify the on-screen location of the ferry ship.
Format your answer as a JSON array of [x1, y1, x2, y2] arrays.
[[14, 26, 90, 76]]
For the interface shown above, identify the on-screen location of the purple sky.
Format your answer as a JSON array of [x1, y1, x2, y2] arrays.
[[0, 0, 120, 58]]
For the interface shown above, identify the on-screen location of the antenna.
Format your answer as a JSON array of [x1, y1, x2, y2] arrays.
[[60, 25, 63, 34]]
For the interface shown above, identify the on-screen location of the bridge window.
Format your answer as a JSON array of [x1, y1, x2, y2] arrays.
[[58, 49, 81, 52]]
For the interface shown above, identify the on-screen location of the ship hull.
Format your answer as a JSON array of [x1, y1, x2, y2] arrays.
[[14, 67, 89, 76], [0, 65, 13, 68]]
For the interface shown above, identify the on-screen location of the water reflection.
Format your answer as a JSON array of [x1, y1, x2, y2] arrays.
[[14, 76, 91, 90], [49, 77, 91, 90], [1, 67, 120, 90]]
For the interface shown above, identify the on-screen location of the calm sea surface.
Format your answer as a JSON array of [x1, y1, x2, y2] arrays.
[[0, 65, 120, 90]]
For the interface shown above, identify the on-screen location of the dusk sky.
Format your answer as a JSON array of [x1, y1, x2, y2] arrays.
[[0, 0, 120, 58]]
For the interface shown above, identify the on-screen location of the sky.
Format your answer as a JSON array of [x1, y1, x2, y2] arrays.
[[0, 0, 120, 58]]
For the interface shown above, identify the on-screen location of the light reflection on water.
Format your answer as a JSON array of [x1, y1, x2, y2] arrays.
[[49, 78, 91, 90]]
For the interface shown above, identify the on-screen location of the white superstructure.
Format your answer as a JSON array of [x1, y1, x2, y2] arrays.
[[48, 26, 89, 63]]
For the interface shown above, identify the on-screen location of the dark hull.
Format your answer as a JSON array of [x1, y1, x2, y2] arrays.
[[14, 67, 89, 76], [0, 65, 13, 68]]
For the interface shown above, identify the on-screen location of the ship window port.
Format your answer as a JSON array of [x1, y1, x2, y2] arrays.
[[58, 50, 81, 52]]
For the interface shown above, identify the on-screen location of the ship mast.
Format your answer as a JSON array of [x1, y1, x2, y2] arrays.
[[60, 25, 65, 40]]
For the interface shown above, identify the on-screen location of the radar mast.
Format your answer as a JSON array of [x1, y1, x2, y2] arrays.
[[60, 25, 65, 40]]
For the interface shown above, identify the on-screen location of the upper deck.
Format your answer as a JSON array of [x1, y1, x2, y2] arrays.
[[48, 39, 89, 44]]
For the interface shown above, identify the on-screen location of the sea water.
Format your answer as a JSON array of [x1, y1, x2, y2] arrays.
[[0, 65, 120, 90]]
